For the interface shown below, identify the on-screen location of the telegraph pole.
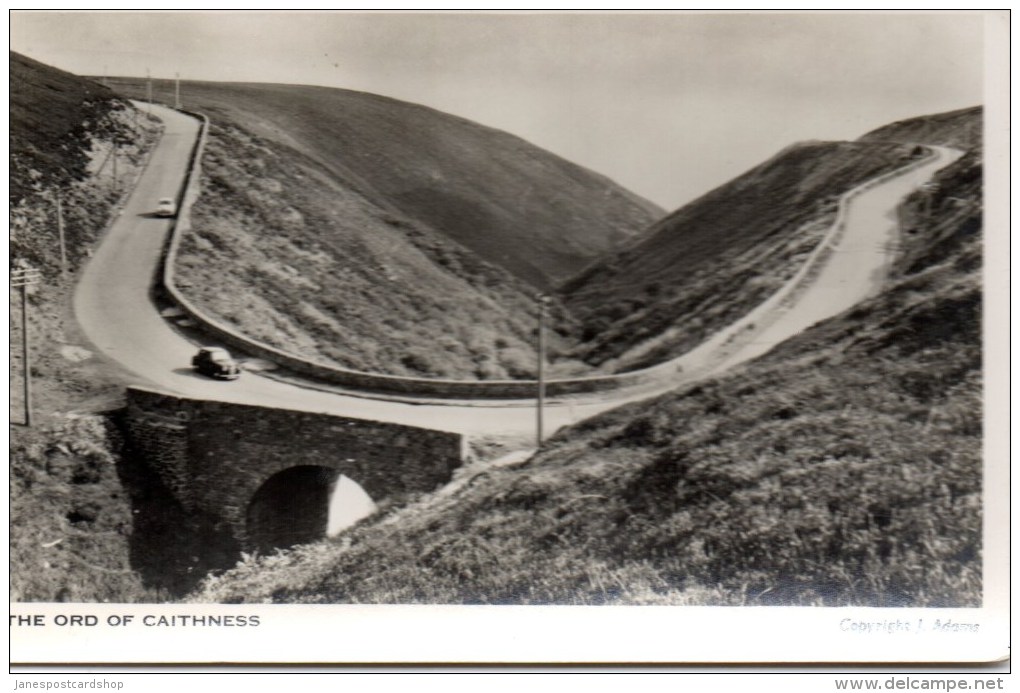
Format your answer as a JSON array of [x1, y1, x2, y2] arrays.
[[146, 68, 152, 113], [12, 263, 41, 426], [536, 294, 550, 448], [175, 72, 181, 109], [922, 181, 939, 220], [54, 191, 67, 274]]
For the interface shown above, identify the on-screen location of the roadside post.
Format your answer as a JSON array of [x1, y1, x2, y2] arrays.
[[921, 181, 939, 219], [536, 293, 550, 447], [12, 262, 42, 426], [53, 191, 67, 274]]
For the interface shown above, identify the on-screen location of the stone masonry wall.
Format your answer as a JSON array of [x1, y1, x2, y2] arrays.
[[124, 387, 464, 543], [124, 394, 194, 509]]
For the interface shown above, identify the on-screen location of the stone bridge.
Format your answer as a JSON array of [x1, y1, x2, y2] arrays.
[[123, 387, 465, 552]]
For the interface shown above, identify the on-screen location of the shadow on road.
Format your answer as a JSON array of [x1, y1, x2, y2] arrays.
[[171, 366, 206, 380], [170, 366, 241, 383]]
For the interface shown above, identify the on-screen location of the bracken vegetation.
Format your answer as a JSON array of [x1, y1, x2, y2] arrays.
[[10, 417, 154, 602], [175, 120, 588, 379]]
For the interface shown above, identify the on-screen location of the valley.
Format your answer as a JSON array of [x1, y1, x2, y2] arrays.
[[9, 52, 984, 608]]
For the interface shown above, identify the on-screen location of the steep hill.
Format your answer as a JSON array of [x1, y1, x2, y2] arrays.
[[107, 79, 662, 289], [173, 117, 572, 380], [10, 52, 165, 602], [560, 139, 927, 371], [10, 51, 123, 205], [194, 107, 983, 607], [10, 51, 160, 268], [101, 78, 664, 379]]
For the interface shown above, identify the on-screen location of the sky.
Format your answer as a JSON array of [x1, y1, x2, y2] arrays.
[[9, 11, 987, 211]]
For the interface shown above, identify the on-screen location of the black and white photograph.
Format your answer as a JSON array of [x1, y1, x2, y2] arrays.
[[8, 10, 1008, 668]]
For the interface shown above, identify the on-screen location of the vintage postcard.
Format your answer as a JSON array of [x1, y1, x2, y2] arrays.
[[8, 10, 1009, 667]]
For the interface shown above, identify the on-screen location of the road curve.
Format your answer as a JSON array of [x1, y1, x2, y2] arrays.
[[74, 103, 959, 438], [73, 104, 625, 436], [699, 145, 963, 376]]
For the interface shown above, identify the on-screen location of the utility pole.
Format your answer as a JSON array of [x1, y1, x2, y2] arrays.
[[146, 68, 152, 113], [922, 181, 939, 220], [54, 191, 67, 274], [536, 293, 550, 448], [175, 72, 181, 109], [12, 263, 41, 426]]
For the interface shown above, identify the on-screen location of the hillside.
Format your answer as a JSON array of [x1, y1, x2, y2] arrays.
[[100, 79, 664, 380], [9, 50, 160, 409], [10, 52, 160, 266], [194, 107, 983, 607], [560, 139, 927, 371], [11, 51, 122, 205], [171, 117, 583, 380], [10, 52, 166, 602], [107, 78, 662, 289]]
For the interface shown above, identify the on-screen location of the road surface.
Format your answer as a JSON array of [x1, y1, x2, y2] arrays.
[[73, 103, 959, 438], [74, 105, 626, 436], [699, 145, 962, 376]]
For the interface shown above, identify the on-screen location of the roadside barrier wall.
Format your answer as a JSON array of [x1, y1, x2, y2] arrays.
[[159, 111, 940, 400]]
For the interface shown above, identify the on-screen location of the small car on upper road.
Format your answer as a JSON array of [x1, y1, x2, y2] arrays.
[[156, 197, 177, 218], [191, 346, 241, 380]]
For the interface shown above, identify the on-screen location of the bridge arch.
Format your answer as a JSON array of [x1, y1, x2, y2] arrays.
[[245, 466, 377, 553], [124, 387, 464, 550]]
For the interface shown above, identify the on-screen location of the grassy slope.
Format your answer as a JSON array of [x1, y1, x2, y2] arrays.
[[11, 51, 121, 204], [10, 52, 154, 265], [560, 140, 926, 371], [173, 118, 583, 379], [9, 53, 168, 602], [108, 79, 663, 289], [194, 108, 982, 607]]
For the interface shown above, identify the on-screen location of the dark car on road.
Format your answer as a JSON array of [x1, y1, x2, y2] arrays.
[[191, 346, 241, 380]]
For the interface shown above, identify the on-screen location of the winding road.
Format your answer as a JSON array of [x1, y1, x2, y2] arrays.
[[73, 103, 960, 439]]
